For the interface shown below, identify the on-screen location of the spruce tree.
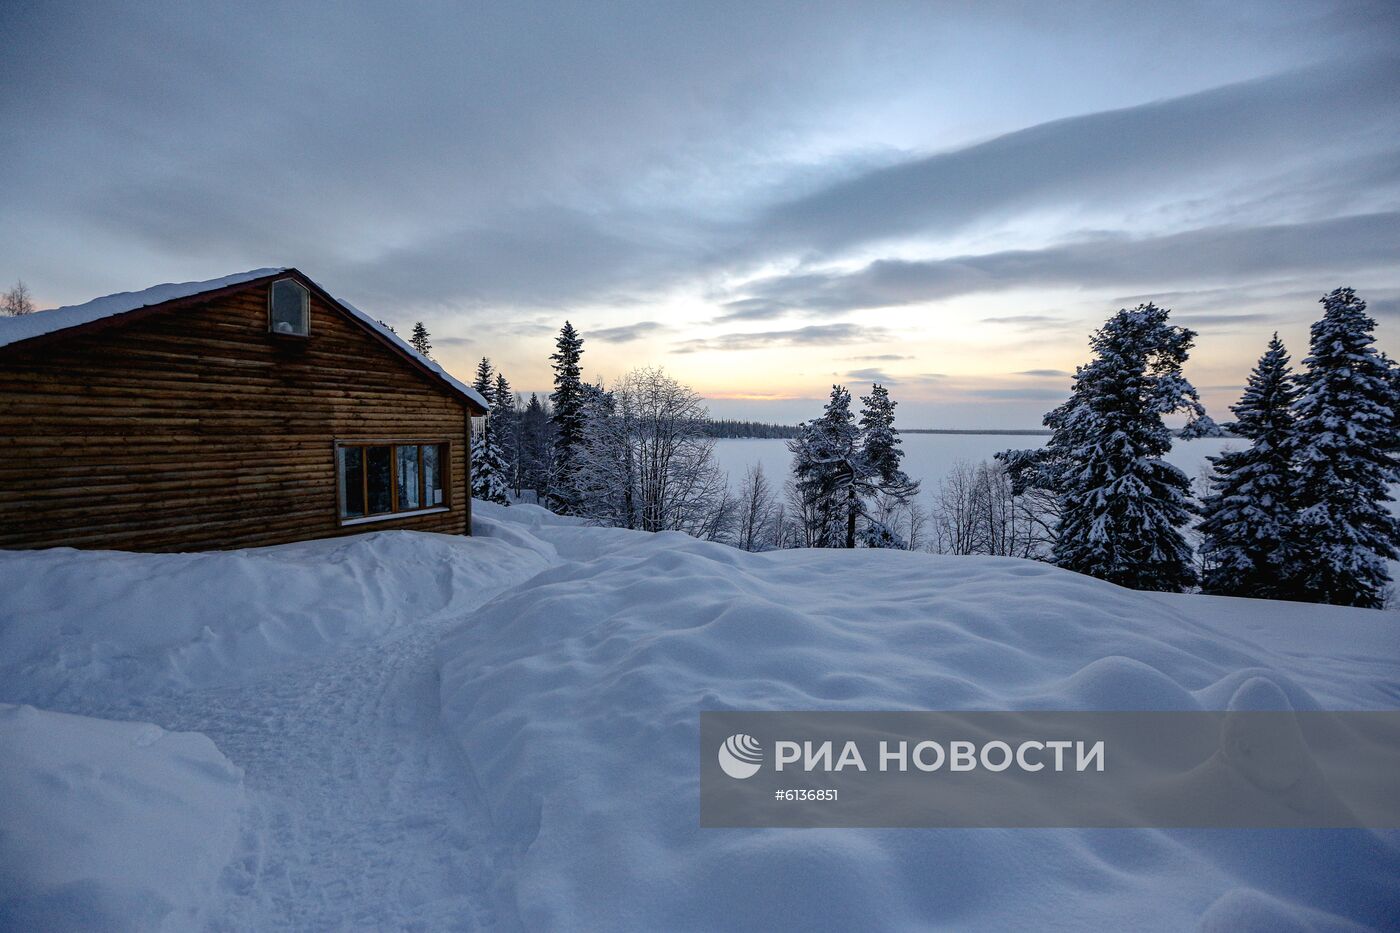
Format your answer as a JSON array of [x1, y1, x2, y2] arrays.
[[1197, 334, 1299, 599], [1290, 288, 1400, 608], [857, 384, 920, 548], [410, 322, 432, 358], [789, 385, 868, 547], [790, 383, 925, 548], [493, 372, 519, 494], [519, 393, 554, 501], [548, 321, 586, 514], [471, 357, 493, 399], [468, 357, 509, 505], [1000, 303, 1206, 592], [858, 383, 919, 498], [471, 428, 511, 504]]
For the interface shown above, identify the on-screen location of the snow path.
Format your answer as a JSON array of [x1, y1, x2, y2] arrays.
[[60, 583, 533, 930]]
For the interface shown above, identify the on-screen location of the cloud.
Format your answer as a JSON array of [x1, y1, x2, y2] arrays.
[[1013, 369, 1070, 377], [1171, 311, 1278, 328], [589, 320, 668, 343], [981, 315, 1065, 326], [844, 368, 949, 386], [749, 56, 1400, 255], [1361, 292, 1400, 318], [673, 323, 888, 353], [966, 386, 1071, 401], [4, 0, 1399, 414], [731, 212, 1400, 314], [850, 354, 912, 361], [711, 299, 797, 323], [845, 368, 895, 382]]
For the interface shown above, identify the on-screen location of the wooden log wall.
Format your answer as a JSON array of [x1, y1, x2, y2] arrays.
[[0, 280, 472, 551]]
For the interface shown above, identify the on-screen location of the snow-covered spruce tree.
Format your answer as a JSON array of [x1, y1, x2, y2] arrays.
[[493, 372, 519, 494], [858, 383, 920, 549], [1196, 334, 1299, 599], [471, 428, 511, 504], [1289, 288, 1400, 608], [998, 303, 1208, 592], [790, 383, 924, 549], [1179, 412, 1224, 439], [548, 321, 586, 514], [468, 357, 509, 505], [410, 322, 432, 358], [789, 385, 869, 548]]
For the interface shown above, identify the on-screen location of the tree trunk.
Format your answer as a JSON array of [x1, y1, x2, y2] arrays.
[[845, 485, 858, 549]]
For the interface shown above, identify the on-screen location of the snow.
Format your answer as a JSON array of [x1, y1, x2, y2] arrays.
[[0, 518, 553, 928], [0, 267, 490, 411], [442, 503, 1400, 930], [0, 704, 245, 931], [0, 530, 536, 707], [0, 268, 287, 349], [1, 503, 1397, 928]]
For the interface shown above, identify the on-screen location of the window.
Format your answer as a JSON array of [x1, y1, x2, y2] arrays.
[[269, 278, 309, 336], [337, 442, 448, 522], [423, 443, 444, 506]]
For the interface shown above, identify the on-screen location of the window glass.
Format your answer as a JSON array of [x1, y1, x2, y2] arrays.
[[270, 279, 308, 335], [424, 444, 443, 506], [397, 445, 421, 510], [366, 446, 393, 514], [339, 447, 365, 518], [338, 441, 447, 521]]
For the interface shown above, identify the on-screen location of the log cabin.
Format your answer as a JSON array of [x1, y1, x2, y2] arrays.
[[0, 268, 489, 551]]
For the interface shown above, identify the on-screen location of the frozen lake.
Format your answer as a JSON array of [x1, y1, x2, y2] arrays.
[[711, 433, 1242, 502], [713, 433, 1399, 584]]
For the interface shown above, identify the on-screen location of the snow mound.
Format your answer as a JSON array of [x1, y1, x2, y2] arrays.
[[440, 509, 1400, 930], [0, 527, 551, 706], [0, 704, 245, 931]]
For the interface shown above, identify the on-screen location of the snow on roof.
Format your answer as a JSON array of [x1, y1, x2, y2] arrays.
[[0, 267, 489, 411], [0, 268, 287, 350]]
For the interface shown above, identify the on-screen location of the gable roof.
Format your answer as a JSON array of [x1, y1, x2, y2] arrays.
[[0, 268, 489, 412]]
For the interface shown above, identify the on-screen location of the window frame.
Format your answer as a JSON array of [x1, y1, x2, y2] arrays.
[[334, 439, 451, 526], [268, 277, 311, 338]]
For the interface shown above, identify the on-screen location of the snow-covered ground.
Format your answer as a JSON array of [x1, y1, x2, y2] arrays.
[[2, 504, 1397, 929]]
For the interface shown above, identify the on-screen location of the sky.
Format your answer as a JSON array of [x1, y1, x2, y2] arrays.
[[2, 0, 1397, 427]]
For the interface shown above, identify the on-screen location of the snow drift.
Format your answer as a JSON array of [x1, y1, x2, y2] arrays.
[[0, 518, 556, 929], [1, 502, 1395, 929], [440, 502, 1400, 930], [0, 704, 245, 931], [0, 527, 550, 707]]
